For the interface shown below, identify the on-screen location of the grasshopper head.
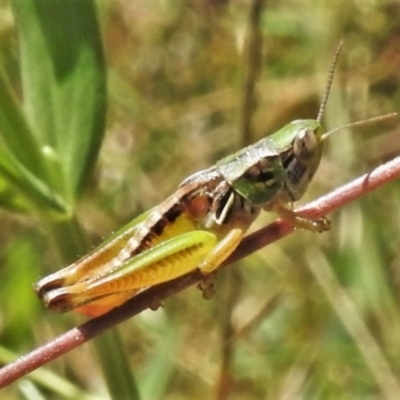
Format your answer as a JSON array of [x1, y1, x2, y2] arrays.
[[272, 119, 325, 202], [275, 109, 397, 202]]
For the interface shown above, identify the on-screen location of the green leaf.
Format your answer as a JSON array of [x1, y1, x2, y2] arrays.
[[11, 0, 106, 207], [0, 67, 67, 212]]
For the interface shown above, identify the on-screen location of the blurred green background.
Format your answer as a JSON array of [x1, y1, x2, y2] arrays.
[[1, 0, 400, 399]]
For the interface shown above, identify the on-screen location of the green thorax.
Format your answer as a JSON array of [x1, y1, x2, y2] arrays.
[[217, 119, 325, 206]]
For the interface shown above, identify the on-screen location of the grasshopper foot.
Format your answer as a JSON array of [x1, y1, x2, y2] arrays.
[[314, 216, 331, 232], [270, 201, 331, 233], [198, 273, 217, 299], [150, 300, 163, 311], [290, 215, 331, 232]]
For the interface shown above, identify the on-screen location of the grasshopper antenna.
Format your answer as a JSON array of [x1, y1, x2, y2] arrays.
[[321, 112, 397, 141], [317, 41, 344, 123], [317, 41, 397, 139]]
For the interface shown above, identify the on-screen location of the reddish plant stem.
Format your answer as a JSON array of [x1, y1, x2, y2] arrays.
[[1, 155, 400, 388]]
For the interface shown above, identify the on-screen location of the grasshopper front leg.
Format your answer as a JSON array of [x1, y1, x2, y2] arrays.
[[269, 200, 331, 232]]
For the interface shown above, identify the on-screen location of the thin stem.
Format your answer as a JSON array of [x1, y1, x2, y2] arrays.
[[1, 153, 400, 388], [217, 1, 267, 397], [240, 0, 266, 147]]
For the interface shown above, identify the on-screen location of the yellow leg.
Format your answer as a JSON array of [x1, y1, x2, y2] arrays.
[[198, 228, 245, 274], [197, 228, 245, 299]]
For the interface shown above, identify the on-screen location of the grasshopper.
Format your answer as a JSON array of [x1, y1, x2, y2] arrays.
[[35, 43, 396, 317]]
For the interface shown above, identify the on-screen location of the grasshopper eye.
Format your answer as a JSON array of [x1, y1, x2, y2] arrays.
[[293, 127, 317, 161]]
